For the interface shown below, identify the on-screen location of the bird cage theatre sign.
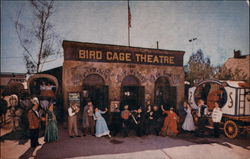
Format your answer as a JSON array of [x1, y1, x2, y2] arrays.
[[62, 40, 185, 111]]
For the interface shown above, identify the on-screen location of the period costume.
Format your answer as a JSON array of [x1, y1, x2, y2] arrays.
[[161, 111, 178, 136], [40, 100, 49, 110], [68, 106, 80, 137], [212, 107, 222, 138], [82, 105, 95, 135], [134, 111, 145, 137], [40, 84, 46, 91], [94, 110, 110, 137], [182, 107, 195, 131], [0, 97, 8, 124], [110, 112, 122, 136], [151, 110, 162, 136], [44, 110, 58, 142], [196, 104, 208, 137], [121, 109, 130, 137], [40, 84, 55, 98], [144, 109, 153, 135], [45, 85, 56, 98], [178, 104, 187, 129], [27, 109, 40, 148]]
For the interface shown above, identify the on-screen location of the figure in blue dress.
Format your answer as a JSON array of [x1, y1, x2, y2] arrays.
[[44, 103, 58, 143], [94, 107, 111, 138]]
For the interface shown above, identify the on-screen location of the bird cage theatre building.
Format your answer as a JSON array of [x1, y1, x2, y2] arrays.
[[62, 40, 185, 111]]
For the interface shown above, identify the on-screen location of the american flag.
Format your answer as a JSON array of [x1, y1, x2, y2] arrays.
[[128, 1, 131, 28]]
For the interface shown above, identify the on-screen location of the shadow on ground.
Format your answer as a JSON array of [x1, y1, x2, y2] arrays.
[[0, 128, 46, 145], [178, 131, 250, 150], [0, 129, 29, 145], [33, 124, 250, 159]]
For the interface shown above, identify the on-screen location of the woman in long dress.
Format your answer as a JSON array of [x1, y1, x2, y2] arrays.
[[44, 103, 58, 143], [182, 103, 195, 132], [160, 106, 179, 136], [94, 107, 111, 138]]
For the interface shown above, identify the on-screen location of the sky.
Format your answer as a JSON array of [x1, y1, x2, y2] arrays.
[[1, 1, 249, 73]]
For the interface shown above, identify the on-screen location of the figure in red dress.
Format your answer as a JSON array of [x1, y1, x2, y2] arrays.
[[160, 106, 179, 136]]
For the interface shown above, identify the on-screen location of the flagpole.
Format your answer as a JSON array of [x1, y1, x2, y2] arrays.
[[128, 0, 130, 46], [128, 21, 130, 47]]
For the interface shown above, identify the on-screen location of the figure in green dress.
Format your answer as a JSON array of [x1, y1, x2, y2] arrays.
[[44, 103, 58, 143]]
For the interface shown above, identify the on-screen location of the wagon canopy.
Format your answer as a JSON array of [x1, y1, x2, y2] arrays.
[[27, 74, 59, 96], [189, 79, 250, 116]]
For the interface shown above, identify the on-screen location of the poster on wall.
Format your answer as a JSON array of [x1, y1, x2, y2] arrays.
[[110, 101, 120, 112], [68, 92, 81, 107]]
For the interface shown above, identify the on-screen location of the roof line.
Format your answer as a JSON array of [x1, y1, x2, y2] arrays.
[[62, 40, 185, 53]]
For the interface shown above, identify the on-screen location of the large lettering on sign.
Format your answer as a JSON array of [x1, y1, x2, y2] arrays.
[[64, 45, 184, 66]]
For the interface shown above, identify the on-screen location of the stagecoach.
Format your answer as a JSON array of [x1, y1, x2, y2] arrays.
[[188, 79, 250, 139]]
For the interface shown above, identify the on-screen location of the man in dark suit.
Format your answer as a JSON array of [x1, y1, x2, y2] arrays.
[[27, 98, 41, 148], [196, 99, 208, 137], [152, 105, 163, 136]]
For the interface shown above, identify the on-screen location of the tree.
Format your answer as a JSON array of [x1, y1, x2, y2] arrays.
[[15, 0, 61, 73], [213, 49, 249, 82], [214, 65, 249, 82], [185, 49, 215, 84]]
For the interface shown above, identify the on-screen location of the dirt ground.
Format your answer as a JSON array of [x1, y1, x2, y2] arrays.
[[1, 123, 250, 159]]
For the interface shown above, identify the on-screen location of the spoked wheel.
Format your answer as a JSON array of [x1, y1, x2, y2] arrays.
[[224, 120, 238, 139]]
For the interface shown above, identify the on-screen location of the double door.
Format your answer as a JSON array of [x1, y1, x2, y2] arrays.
[[155, 86, 176, 109], [121, 86, 145, 110], [82, 85, 109, 110]]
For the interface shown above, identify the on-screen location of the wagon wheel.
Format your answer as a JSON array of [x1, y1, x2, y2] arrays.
[[224, 120, 238, 139]]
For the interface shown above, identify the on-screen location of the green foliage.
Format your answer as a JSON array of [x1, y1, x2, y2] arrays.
[[214, 65, 249, 82], [185, 49, 215, 84], [185, 49, 249, 84]]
